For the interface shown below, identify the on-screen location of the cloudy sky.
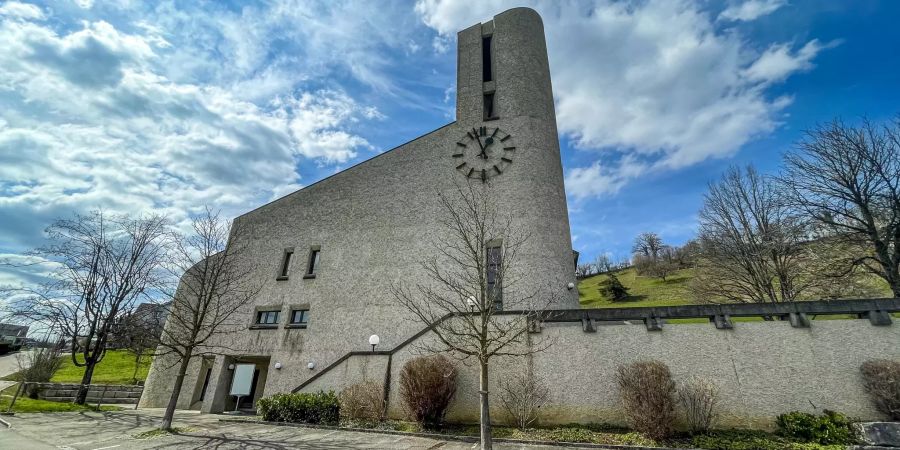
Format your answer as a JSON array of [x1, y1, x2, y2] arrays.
[[1, 0, 898, 285]]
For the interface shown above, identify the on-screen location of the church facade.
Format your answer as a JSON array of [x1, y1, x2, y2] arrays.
[[141, 7, 579, 413]]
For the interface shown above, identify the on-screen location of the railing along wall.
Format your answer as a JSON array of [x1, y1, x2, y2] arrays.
[[292, 298, 899, 395]]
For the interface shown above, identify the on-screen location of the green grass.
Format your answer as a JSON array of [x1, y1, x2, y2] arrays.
[[51, 350, 151, 385], [0, 385, 122, 413], [578, 267, 695, 308]]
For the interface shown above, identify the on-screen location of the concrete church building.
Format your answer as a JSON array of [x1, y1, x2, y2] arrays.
[[142, 7, 579, 413], [142, 8, 900, 427]]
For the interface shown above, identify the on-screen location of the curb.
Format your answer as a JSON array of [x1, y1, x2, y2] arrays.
[[217, 418, 693, 449]]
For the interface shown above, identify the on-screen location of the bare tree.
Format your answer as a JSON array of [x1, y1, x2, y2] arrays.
[[691, 166, 833, 303], [3, 211, 169, 404], [632, 232, 664, 259], [594, 254, 613, 274], [110, 303, 166, 384], [781, 118, 900, 298], [390, 182, 554, 450], [156, 208, 261, 431], [575, 263, 594, 278]]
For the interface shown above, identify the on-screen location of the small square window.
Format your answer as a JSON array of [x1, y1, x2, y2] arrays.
[[255, 310, 280, 325], [290, 309, 309, 327]]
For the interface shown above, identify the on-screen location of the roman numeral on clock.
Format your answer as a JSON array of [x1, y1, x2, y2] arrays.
[[501, 157, 513, 163]]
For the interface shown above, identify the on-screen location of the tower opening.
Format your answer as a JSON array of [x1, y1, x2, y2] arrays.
[[482, 35, 493, 82]]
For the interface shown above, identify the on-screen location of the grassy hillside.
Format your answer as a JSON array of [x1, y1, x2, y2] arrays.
[[579, 267, 695, 308], [578, 266, 893, 309], [53, 349, 151, 384]]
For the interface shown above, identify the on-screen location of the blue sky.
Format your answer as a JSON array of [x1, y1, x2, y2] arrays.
[[1, 0, 898, 284]]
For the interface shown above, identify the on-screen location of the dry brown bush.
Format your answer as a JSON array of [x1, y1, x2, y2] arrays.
[[677, 376, 720, 434], [339, 381, 385, 422], [860, 359, 900, 420], [399, 354, 458, 429], [498, 364, 550, 430], [616, 360, 677, 440]]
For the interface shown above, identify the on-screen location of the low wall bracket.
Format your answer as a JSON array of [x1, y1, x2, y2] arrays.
[[788, 312, 811, 328], [644, 316, 663, 331], [712, 314, 734, 329], [867, 310, 893, 326], [582, 317, 596, 332]]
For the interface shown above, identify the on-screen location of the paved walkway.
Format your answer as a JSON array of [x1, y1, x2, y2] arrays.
[[0, 409, 590, 449]]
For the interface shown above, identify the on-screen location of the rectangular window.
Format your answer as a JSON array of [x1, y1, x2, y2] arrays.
[[255, 310, 280, 325], [277, 249, 293, 279], [305, 247, 320, 278], [486, 245, 502, 311], [482, 35, 493, 82], [484, 93, 496, 120], [290, 309, 309, 327]]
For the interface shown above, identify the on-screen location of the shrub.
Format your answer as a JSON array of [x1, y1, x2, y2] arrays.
[[691, 429, 845, 450], [860, 359, 900, 420], [599, 273, 630, 301], [498, 364, 550, 430], [16, 346, 63, 398], [398, 354, 457, 429], [339, 381, 385, 422], [615, 360, 677, 440], [775, 410, 855, 445], [256, 391, 340, 425], [678, 376, 720, 434]]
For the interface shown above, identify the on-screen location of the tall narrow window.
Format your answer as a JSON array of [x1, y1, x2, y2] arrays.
[[486, 245, 502, 311], [484, 93, 496, 120], [198, 367, 212, 401], [277, 249, 293, 279], [305, 247, 320, 278], [482, 35, 493, 82]]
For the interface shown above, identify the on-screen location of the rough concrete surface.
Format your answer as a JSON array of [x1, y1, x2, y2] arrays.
[[0, 409, 611, 449]]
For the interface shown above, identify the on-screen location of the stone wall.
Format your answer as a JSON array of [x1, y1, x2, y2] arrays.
[[299, 312, 900, 430], [31, 382, 143, 404]]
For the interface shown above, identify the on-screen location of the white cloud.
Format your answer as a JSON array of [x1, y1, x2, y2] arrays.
[[719, 0, 786, 22], [0, 1, 44, 20], [415, 0, 832, 200], [743, 39, 839, 84], [0, 11, 378, 249]]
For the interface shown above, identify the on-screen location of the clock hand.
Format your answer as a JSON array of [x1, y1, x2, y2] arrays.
[[471, 128, 487, 159]]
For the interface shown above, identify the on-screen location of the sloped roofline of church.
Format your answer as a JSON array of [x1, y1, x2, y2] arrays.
[[234, 121, 457, 221]]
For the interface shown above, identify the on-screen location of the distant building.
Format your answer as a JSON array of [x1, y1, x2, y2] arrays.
[[0, 323, 29, 354]]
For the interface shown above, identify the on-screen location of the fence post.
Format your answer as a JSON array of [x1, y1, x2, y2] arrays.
[[96, 385, 109, 411], [4, 381, 25, 415]]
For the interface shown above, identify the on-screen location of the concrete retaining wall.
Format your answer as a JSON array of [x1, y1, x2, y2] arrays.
[[300, 316, 900, 430], [31, 382, 143, 404]]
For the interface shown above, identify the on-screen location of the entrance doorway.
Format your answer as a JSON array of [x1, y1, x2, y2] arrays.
[[222, 356, 270, 413]]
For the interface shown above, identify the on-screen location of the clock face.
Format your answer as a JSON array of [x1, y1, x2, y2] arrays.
[[452, 126, 515, 182]]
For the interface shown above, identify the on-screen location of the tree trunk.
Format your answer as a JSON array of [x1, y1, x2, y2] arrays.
[[479, 360, 493, 450], [131, 352, 142, 384], [74, 360, 97, 405], [160, 348, 193, 431]]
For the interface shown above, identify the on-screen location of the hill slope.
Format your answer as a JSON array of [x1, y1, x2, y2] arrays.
[[578, 266, 893, 309], [578, 267, 695, 308]]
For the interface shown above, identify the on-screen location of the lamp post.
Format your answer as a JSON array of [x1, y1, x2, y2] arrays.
[[466, 295, 477, 313], [368, 334, 380, 352]]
